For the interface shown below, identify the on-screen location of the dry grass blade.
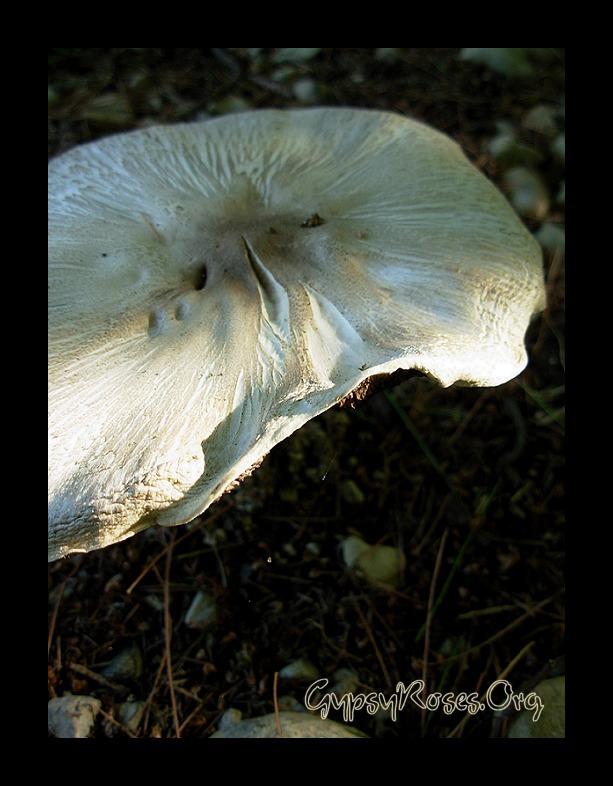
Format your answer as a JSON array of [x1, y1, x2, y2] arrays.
[[48, 48, 564, 739]]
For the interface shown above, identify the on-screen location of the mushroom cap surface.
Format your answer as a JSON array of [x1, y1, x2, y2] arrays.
[[48, 108, 545, 560]]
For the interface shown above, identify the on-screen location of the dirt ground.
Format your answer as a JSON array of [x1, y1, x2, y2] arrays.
[[48, 48, 565, 739]]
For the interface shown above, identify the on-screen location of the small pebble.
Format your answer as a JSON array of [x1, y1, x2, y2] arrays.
[[341, 535, 406, 587], [279, 659, 320, 681], [184, 589, 218, 630], [100, 644, 143, 682], [503, 167, 550, 220], [460, 48, 535, 79], [211, 709, 367, 738], [522, 104, 559, 138], [552, 133, 565, 164], [487, 128, 543, 169], [506, 676, 565, 738], [341, 479, 366, 505], [535, 223, 565, 260], [117, 698, 146, 734], [292, 77, 320, 105], [331, 668, 360, 696], [48, 695, 101, 738], [272, 48, 321, 64]]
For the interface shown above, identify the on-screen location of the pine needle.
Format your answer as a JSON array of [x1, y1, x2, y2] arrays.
[[273, 671, 283, 737], [421, 528, 448, 735], [163, 534, 181, 738]]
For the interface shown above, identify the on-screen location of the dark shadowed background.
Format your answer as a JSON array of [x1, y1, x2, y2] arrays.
[[48, 48, 565, 738]]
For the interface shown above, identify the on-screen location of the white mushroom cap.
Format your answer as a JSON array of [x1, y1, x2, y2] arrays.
[[48, 108, 545, 561]]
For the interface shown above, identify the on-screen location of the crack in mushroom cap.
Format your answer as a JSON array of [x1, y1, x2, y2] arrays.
[[48, 108, 546, 561]]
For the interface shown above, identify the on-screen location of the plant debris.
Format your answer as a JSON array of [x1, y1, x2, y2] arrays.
[[48, 48, 565, 739]]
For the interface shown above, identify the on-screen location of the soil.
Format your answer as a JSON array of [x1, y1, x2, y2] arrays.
[[48, 48, 565, 739]]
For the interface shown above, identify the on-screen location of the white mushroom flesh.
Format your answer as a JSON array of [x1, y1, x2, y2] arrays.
[[48, 108, 545, 560]]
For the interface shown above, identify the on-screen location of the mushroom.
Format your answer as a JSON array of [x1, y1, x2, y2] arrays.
[[48, 108, 546, 561]]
